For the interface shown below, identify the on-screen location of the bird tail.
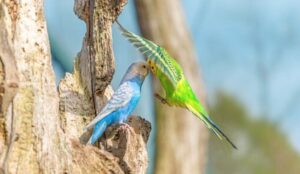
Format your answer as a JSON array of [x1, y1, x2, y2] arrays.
[[187, 104, 237, 149], [203, 115, 237, 149], [87, 116, 111, 145]]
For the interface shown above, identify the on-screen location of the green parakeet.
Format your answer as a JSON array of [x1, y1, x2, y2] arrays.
[[116, 21, 237, 149]]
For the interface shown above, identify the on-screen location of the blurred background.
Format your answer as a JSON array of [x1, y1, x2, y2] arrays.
[[45, 0, 300, 173]]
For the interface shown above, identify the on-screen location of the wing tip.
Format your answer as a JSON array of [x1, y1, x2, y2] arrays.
[[87, 137, 93, 145], [83, 123, 93, 133], [82, 127, 88, 132], [115, 19, 127, 33]]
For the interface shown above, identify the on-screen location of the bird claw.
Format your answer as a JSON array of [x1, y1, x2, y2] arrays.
[[154, 93, 168, 105], [119, 123, 130, 129], [118, 123, 130, 133]]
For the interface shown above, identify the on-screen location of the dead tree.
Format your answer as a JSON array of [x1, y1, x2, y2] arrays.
[[0, 0, 150, 173], [135, 0, 209, 174]]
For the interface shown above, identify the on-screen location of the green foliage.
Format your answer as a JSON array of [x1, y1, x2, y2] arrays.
[[207, 92, 300, 174]]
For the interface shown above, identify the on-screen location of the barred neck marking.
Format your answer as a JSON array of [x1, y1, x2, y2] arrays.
[[155, 47, 182, 82]]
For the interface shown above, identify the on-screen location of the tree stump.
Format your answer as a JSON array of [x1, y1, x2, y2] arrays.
[[0, 0, 151, 173]]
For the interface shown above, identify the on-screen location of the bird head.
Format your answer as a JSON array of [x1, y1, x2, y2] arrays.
[[121, 61, 149, 83]]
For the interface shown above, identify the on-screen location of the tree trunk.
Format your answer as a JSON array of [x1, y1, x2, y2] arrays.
[[135, 1, 209, 174], [0, 0, 150, 173]]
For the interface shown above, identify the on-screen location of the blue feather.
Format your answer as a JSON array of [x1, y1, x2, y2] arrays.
[[88, 79, 143, 144]]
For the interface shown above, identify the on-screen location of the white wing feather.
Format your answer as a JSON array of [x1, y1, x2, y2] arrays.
[[83, 82, 134, 131]]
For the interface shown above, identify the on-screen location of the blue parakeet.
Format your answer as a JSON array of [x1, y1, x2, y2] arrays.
[[84, 61, 149, 145]]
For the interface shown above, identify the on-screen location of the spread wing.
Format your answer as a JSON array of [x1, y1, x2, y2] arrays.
[[116, 21, 183, 87], [83, 82, 134, 131]]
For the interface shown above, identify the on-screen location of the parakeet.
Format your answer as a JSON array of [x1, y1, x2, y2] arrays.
[[116, 21, 237, 149], [84, 61, 149, 145]]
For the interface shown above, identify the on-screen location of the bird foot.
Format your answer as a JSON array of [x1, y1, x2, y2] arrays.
[[118, 123, 130, 133], [119, 123, 130, 129], [154, 93, 169, 105]]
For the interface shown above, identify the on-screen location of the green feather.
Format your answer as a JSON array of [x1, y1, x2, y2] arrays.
[[116, 21, 237, 149], [116, 21, 182, 88]]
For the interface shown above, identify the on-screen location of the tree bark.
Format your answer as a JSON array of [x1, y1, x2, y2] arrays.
[[135, 1, 209, 174], [0, 0, 150, 173]]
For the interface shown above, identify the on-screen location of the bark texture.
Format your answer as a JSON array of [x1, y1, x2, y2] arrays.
[[0, 0, 150, 173], [135, 0, 209, 174]]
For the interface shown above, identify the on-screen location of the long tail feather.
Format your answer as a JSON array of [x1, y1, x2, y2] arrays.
[[187, 103, 237, 149], [202, 116, 237, 149], [87, 116, 111, 145]]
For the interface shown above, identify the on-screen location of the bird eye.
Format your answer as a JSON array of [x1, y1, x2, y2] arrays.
[[143, 65, 146, 68]]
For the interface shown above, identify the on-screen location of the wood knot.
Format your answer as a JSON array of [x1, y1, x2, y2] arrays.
[[8, 82, 18, 88], [0, 87, 4, 93]]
